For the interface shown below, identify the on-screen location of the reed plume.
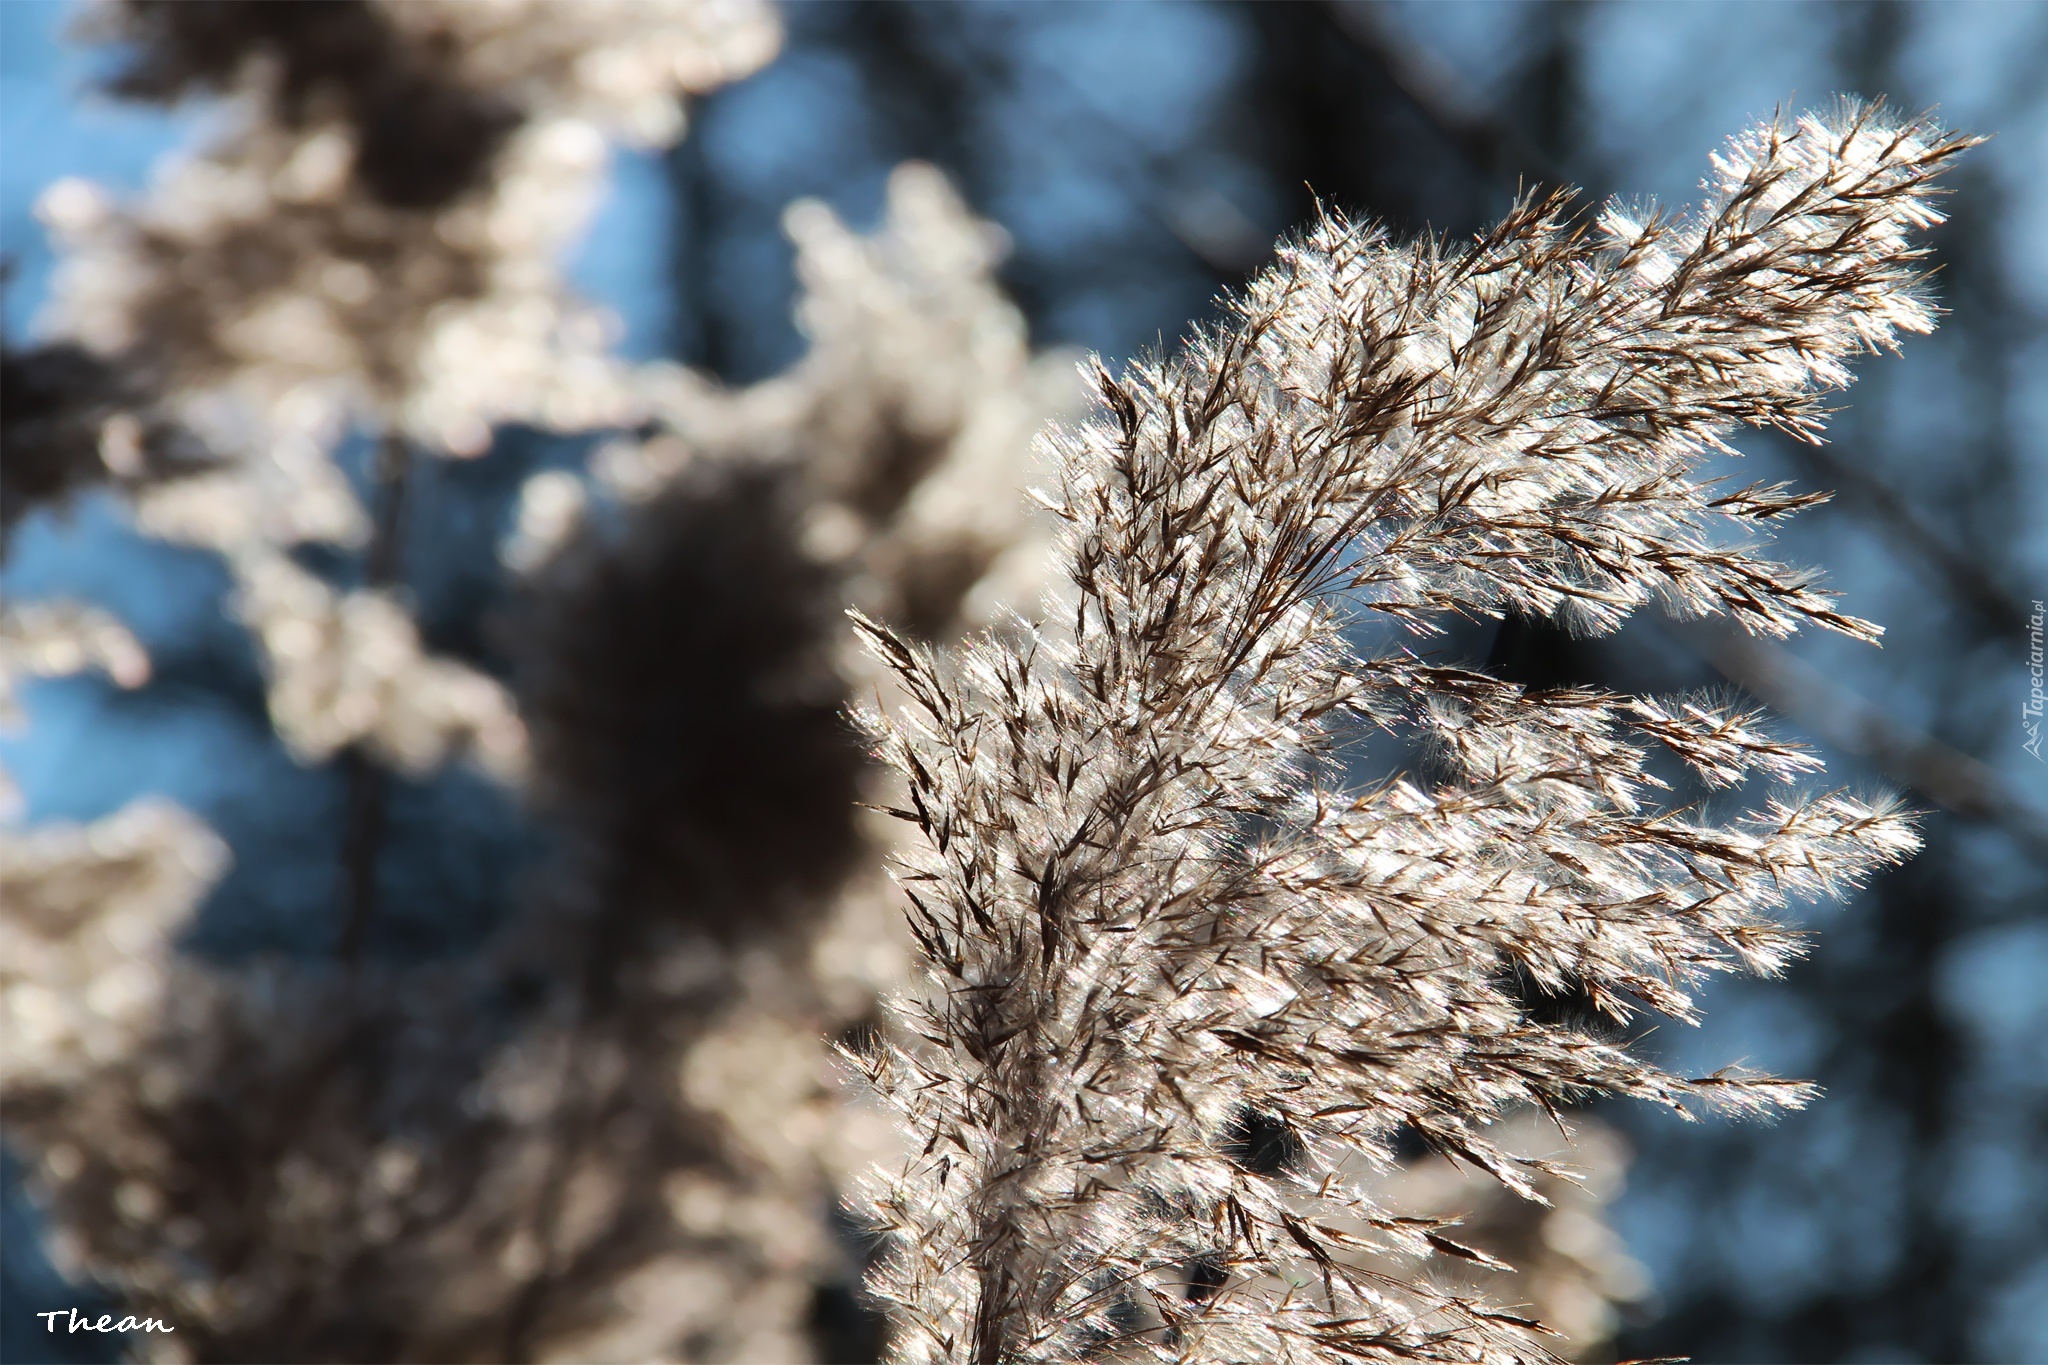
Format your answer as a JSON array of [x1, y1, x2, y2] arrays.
[[852, 102, 1965, 1364]]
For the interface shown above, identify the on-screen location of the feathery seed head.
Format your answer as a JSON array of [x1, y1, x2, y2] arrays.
[[856, 101, 1962, 1364]]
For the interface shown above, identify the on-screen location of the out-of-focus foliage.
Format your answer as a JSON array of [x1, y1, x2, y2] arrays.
[[3, 3, 1085, 1360]]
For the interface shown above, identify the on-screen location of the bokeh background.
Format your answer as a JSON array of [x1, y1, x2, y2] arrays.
[[4, 2, 2045, 1361]]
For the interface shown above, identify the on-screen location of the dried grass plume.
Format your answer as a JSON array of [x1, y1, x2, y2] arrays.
[[852, 102, 1966, 1364]]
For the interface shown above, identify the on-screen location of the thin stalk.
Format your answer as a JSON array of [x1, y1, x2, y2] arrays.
[[337, 431, 412, 969], [498, 887, 634, 1364]]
